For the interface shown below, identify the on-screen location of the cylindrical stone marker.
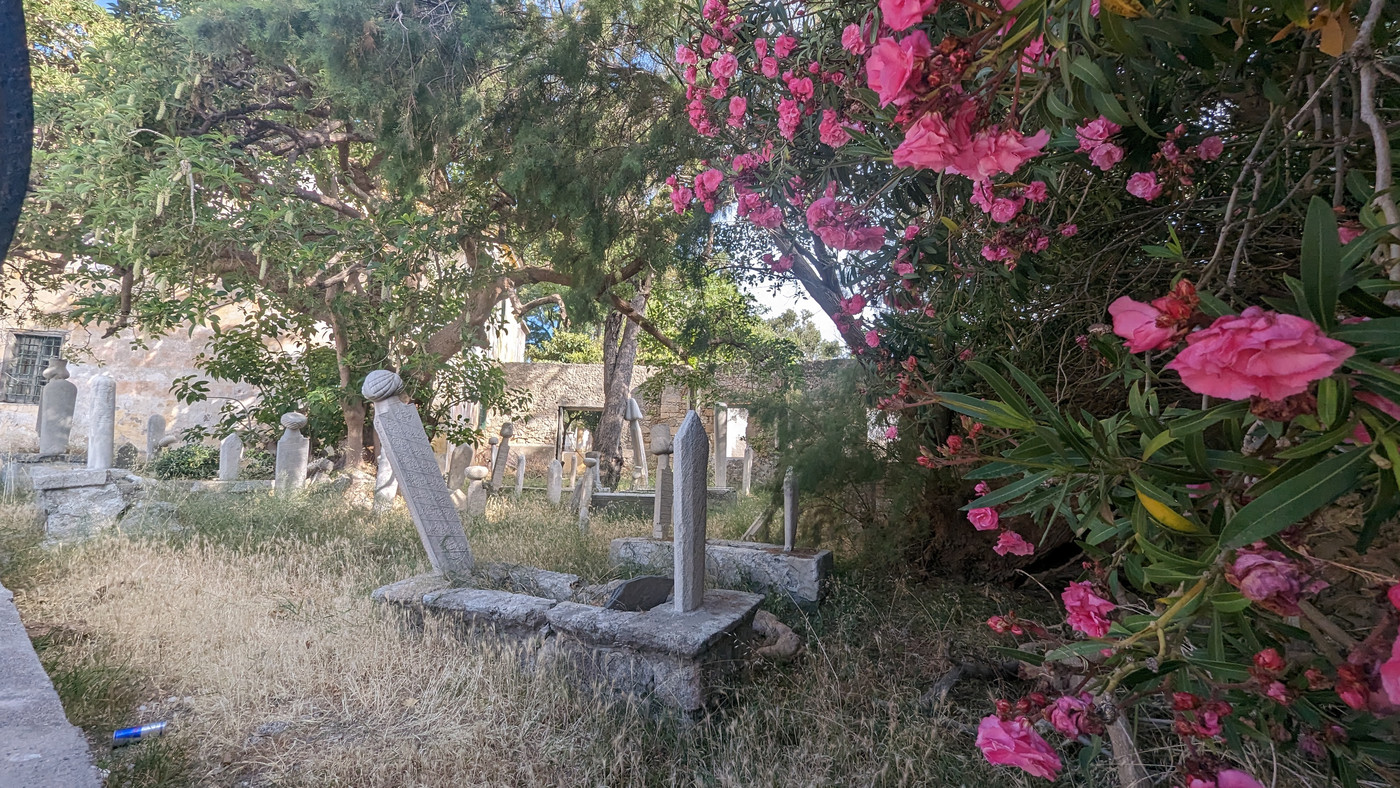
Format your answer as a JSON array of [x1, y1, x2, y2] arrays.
[[86, 374, 116, 470], [650, 423, 673, 540], [464, 465, 490, 517], [625, 398, 648, 488], [274, 412, 310, 495], [145, 413, 167, 462], [38, 359, 77, 458], [740, 446, 753, 497], [712, 402, 728, 489], [513, 452, 526, 497], [218, 433, 243, 481], [546, 458, 563, 505], [783, 466, 798, 552]]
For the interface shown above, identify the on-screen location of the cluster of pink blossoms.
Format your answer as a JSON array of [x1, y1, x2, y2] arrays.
[[1123, 124, 1223, 201], [966, 481, 1034, 556]]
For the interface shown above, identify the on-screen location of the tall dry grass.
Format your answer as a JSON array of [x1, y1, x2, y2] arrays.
[[3, 487, 1095, 787]]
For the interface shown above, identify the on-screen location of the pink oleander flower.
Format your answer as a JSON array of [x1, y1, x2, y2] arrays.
[[1075, 116, 1120, 151], [1048, 693, 1093, 737], [1225, 543, 1328, 616], [974, 481, 990, 495], [727, 96, 747, 127], [840, 293, 865, 315], [754, 37, 768, 58], [693, 168, 723, 204], [1126, 171, 1163, 200], [884, 424, 898, 439], [903, 224, 919, 240], [989, 197, 1024, 223], [1217, 770, 1267, 788], [771, 254, 793, 273], [700, 34, 720, 57], [1165, 307, 1354, 401], [777, 97, 801, 140], [975, 716, 1062, 780], [959, 126, 1050, 181], [1062, 581, 1115, 638], [669, 185, 693, 214], [995, 531, 1035, 556], [675, 44, 698, 65], [893, 110, 960, 170], [1059, 223, 1078, 237], [1381, 633, 1400, 705], [1024, 181, 1048, 202], [865, 330, 880, 348], [806, 197, 886, 251], [710, 52, 739, 80], [880, 0, 938, 30], [893, 260, 913, 276], [819, 109, 852, 148], [1197, 135, 1224, 160], [701, 0, 727, 21], [982, 244, 1013, 262], [865, 32, 931, 107], [774, 33, 797, 58], [841, 23, 868, 54], [968, 507, 1000, 531], [1338, 223, 1364, 244], [1108, 297, 1175, 353], [1088, 142, 1124, 171], [785, 74, 814, 102]]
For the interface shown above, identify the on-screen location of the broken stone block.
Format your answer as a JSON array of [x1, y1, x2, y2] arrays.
[[29, 467, 148, 542], [609, 537, 833, 610]]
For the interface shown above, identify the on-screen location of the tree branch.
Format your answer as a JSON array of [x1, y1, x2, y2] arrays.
[[609, 292, 687, 360]]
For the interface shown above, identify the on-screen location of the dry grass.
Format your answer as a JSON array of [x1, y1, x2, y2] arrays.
[[2, 487, 1093, 787]]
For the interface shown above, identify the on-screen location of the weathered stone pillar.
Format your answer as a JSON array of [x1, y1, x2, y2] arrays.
[[740, 446, 753, 497], [783, 467, 798, 552], [546, 458, 563, 505], [712, 402, 728, 489], [463, 466, 489, 518], [37, 359, 76, 458], [372, 430, 398, 513], [650, 423, 673, 540], [578, 456, 598, 534], [217, 433, 243, 481], [625, 398, 648, 488], [487, 436, 500, 470], [672, 411, 708, 613], [144, 414, 166, 462], [446, 444, 473, 492], [362, 370, 475, 581], [274, 413, 310, 495], [490, 423, 515, 491], [513, 452, 526, 498], [85, 374, 115, 470]]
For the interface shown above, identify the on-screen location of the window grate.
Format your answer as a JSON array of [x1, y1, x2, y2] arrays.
[[3, 334, 64, 404]]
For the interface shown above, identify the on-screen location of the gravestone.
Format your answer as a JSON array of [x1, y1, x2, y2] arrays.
[[145, 414, 167, 462], [740, 446, 753, 497], [513, 453, 526, 497], [85, 374, 116, 470], [373, 437, 399, 513], [463, 466, 489, 517], [487, 436, 500, 470], [491, 423, 514, 491], [546, 458, 563, 505], [578, 456, 598, 534], [650, 424, 673, 540], [363, 370, 474, 581], [274, 413, 310, 495], [712, 402, 728, 489], [783, 467, 798, 552], [37, 359, 76, 458], [565, 434, 579, 489], [604, 575, 673, 612], [446, 444, 473, 491], [625, 398, 648, 488], [114, 442, 138, 469], [672, 411, 708, 613], [217, 433, 243, 481]]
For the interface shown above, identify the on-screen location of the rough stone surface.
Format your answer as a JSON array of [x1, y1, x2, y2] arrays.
[[30, 467, 146, 541], [363, 370, 474, 582], [473, 564, 580, 601], [218, 433, 243, 481], [546, 458, 563, 505], [0, 582, 103, 788], [38, 360, 77, 458], [85, 374, 115, 470], [605, 575, 673, 612], [610, 537, 833, 609], [274, 413, 310, 495], [421, 588, 557, 638], [671, 411, 708, 613]]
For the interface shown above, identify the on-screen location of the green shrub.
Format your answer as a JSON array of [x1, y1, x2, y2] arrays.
[[148, 444, 220, 480], [241, 449, 275, 480]]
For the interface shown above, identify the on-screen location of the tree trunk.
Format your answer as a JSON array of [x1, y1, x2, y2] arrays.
[[342, 399, 366, 469], [596, 276, 652, 489]]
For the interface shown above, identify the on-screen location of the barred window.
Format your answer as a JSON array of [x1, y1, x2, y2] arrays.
[[2, 333, 64, 404]]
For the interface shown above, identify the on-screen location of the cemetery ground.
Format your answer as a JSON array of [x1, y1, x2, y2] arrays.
[[0, 487, 1106, 788]]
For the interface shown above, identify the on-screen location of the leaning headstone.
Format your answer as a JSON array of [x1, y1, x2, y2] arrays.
[[37, 359, 77, 458], [672, 411, 708, 613], [86, 374, 116, 470], [463, 465, 489, 517], [490, 423, 514, 490], [625, 398, 648, 488], [650, 424, 673, 540], [604, 575, 673, 611], [783, 467, 798, 552], [513, 453, 527, 498], [446, 443, 473, 491], [362, 370, 474, 581], [274, 413, 310, 495], [578, 457, 598, 534], [740, 446, 753, 497], [546, 458, 563, 505], [145, 414, 167, 462], [217, 433, 243, 481], [712, 402, 728, 489]]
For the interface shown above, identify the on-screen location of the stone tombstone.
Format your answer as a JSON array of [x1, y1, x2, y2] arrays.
[[783, 466, 798, 552], [488, 436, 500, 469], [274, 412, 311, 495], [362, 370, 474, 581], [86, 374, 116, 470], [513, 452, 527, 497], [446, 444, 474, 492], [672, 411, 708, 613], [712, 402, 729, 489], [372, 432, 399, 513], [546, 458, 563, 505], [37, 359, 77, 458], [463, 465, 490, 517], [145, 414, 167, 461], [625, 397, 648, 488], [217, 433, 243, 481], [650, 423, 673, 540], [740, 446, 754, 497], [578, 456, 598, 534], [491, 423, 514, 490]]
